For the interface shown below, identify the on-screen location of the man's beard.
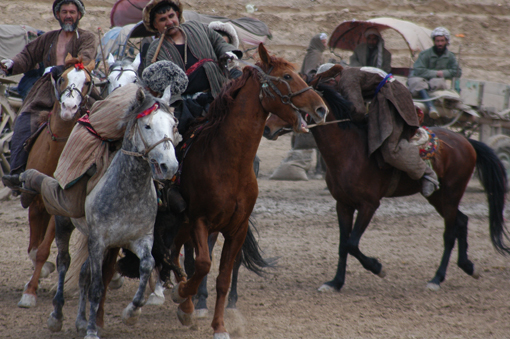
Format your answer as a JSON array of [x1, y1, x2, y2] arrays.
[[433, 45, 447, 56], [59, 18, 79, 32]]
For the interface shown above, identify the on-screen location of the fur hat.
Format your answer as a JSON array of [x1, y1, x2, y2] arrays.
[[53, 0, 85, 19], [143, 0, 184, 33], [208, 21, 240, 49], [142, 60, 188, 96]]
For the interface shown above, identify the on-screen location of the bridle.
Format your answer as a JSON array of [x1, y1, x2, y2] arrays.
[[54, 64, 94, 110], [107, 64, 139, 93], [121, 102, 178, 160], [238, 59, 314, 114]]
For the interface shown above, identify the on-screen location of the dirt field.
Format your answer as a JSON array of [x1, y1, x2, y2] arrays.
[[1, 0, 510, 338]]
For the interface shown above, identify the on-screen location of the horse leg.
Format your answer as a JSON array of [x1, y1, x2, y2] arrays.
[[172, 218, 212, 325], [48, 216, 74, 332], [76, 257, 91, 336], [319, 202, 355, 292], [455, 211, 478, 278], [195, 232, 220, 318], [226, 250, 242, 309], [211, 226, 247, 337], [122, 236, 155, 326], [84, 239, 105, 339], [19, 202, 52, 308], [96, 247, 120, 329]]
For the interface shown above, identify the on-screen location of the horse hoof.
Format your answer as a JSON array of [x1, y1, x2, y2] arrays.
[[317, 284, 335, 293], [194, 308, 208, 318], [18, 293, 37, 308], [377, 268, 386, 278], [40, 262, 56, 279], [109, 272, 124, 290], [171, 282, 187, 304], [122, 302, 141, 326], [472, 267, 481, 279], [426, 282, 441, 291], [177, 307, 195, 326], [214, 332, 231, 339], [146, 292, 165, 306], [84, 330, 100, 339], [76, 318, 88, 336], [47, 312, 63, 332]]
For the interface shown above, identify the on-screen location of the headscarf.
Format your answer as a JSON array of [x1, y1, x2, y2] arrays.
[[364, 27, 384, 70], [300, 33, 327, 76], [431, 27, 451, 44]]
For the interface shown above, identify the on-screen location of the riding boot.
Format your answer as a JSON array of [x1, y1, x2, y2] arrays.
[[2, 169, 48, 194], [421, 167, 440, 198], [418, 89, 439, 119]]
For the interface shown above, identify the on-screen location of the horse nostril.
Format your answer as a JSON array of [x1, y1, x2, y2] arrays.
[[316, 106, 326, 118], [263, 126, 271, 138], [160, 163, 168, 172]]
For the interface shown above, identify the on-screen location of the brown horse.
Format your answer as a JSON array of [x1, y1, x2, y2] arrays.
[[17, 55, 95, 308], [168, 43, 327, 338], [264, 67, 509, 292]]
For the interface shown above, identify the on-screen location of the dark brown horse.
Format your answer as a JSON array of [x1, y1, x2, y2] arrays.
[[17, 55, 95, 308], [168, 43, 327, 338], [264, 67, 509, 292]]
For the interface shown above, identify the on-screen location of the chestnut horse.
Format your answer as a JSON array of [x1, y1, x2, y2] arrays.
[[168, 43, 327, 338], [264, 68, 509, 292], [17, 55, 95, 308]]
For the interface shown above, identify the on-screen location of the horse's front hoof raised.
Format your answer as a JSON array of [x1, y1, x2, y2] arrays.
[[40, 261, 56, 279], [47, 312, 63, 332], [171, 282, 187, 304], [177, 307, 195, 326], [122, 302, 142, 325], [18, 293, 37, 308], [426, 282, 441, 291], [214, 332, 231, 339]]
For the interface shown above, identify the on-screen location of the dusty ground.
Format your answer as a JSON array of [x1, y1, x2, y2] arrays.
[[1, 1, 510, 338], [1, 134, 510, 339]]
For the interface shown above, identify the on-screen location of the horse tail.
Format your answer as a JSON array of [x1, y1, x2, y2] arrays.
[[64, 232, 89, 291], [469, 138, 510, 255], [238, 219, 278, 276]]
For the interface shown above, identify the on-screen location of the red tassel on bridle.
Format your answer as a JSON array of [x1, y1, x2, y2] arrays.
[[74, 62, 85, 70], [136, 102, 159, 119]]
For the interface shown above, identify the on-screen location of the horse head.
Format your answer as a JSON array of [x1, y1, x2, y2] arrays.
[[256, 43, 328, 134], [51, 53, 94, 121], [123, 86, 180, 181], [106, 53, 141, 95]]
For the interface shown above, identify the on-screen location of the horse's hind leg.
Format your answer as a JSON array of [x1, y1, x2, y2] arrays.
[[226, 251, 242, 309], [84, 239, 106, 339], [76, 257, 91, 335], [455, 210, 478, 278], [122, 236, 155, 326], [96, 247, 120, 329], [48, 216, 74, 332], [19, 203, 53, 308]]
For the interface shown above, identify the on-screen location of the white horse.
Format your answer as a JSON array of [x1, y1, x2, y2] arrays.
[[105, 53, 141, 95], [47, 86, 180, 339]]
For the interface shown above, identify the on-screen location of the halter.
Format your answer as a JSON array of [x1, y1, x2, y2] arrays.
[[54, 64, 94, 109], [238, 60, 314, 114], [121, 103, 178, 159]]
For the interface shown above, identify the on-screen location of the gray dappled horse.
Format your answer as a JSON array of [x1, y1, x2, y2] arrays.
[[105, 53, 141, 95], [47, 86, 180, 339]]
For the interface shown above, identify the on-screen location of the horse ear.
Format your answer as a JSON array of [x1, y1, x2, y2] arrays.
[[258, 43, 271, 68], [107, 53, 115, 67], [132, 53, 141, 70], [64, 53, 73, 64], [160, 85, 172, 105], [136, 87, 145, 103]]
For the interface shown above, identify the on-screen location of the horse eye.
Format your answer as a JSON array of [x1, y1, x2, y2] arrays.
[[283, 74, 292, 80], [85, 81, 91, 87], [145, 124, 151, 130]]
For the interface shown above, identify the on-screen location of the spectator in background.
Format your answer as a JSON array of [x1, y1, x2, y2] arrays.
[[349, 27, 392, 73]]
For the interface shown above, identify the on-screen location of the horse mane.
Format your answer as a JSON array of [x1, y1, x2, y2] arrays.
[[194, 54, 294, 141], [109, 57, 136, 72], [316, 83, 359, 130], [37, 110, 52, 125]]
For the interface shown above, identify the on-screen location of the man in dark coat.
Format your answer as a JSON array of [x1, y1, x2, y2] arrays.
[[337, 66, 439, 197], [0, 0, 97, 174]]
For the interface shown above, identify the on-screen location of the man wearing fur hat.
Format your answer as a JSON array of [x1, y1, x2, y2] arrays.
[[142, 0, 242, 108], [349, 27, 392, 73], [0, 0, 97, 175], [408, 27, 461, 117]]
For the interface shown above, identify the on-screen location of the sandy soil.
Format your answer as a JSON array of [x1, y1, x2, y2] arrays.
[[1, 1, 510, 338]]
